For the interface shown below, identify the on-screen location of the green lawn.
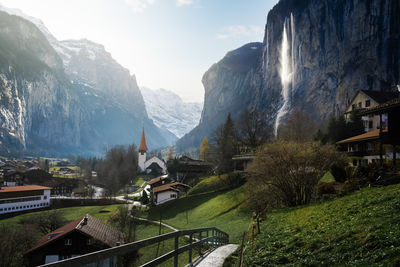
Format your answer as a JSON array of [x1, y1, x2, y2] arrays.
[[0, 204, 122, 227], [187, 174, 230, 195], [147, 185, 251, 243], [244, 183, 400, 266], [320, 171, 335, 183]]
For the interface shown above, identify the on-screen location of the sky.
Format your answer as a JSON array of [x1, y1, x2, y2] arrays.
[[0, 0, 279, 102]]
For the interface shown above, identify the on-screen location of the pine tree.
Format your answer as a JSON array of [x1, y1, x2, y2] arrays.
[[213, 113, 238, 174]]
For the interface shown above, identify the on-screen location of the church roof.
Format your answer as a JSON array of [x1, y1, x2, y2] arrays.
[[138, 129, 148, 152]]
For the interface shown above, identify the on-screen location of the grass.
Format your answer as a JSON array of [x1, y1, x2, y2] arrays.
[[187, 174, 230, 195], [0, 204, 122, 227], [243, 183, 400, 266], [147, 185, 251, 243], [135, 176, 146, 186], [320, 171, 335, 183]]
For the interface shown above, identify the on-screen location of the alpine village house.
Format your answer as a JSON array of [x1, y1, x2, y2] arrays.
[[337, 90, 400, 167]]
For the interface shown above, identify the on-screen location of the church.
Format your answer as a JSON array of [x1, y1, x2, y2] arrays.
[[138, 129, 167, 174]]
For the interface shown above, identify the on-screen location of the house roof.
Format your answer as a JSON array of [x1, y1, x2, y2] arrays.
[[153, 182, 190, 193], [25, 215, 124, 254], [361, 97, 400, 115], [0, 185, 51, 192], [147, 175, 169, 185], [336, 129, 387, 144], [360, 90, 399, 104], [138, 129, 148, 152]]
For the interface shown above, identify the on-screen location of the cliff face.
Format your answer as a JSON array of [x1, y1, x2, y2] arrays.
[[0, 11, 81, 155], [177, 0, 400, 151], [0, 10, 172, 156], [176, 43, 263, 150]]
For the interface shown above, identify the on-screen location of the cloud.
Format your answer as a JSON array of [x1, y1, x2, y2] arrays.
[[176, 0, 193, 7], [124, 0, 155, 13], [217, 25, 264, 40]]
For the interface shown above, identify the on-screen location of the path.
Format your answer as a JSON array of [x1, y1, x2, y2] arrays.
[[193, 244, 238, 267], [133, 216, 179, 232]]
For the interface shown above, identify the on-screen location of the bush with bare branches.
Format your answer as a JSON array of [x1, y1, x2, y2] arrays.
[[247, 141, 346, 207]]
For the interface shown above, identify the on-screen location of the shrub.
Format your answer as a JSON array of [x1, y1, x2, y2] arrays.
[[317, 182, 336, 195], [247, 141, 346, 207]]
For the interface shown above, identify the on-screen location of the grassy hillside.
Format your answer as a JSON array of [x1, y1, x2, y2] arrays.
[[0, 204, 122, 227], [147, 175, 251, 243], [244, 184, 400, 266]]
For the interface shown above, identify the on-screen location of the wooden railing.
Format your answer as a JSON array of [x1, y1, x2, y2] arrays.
[[40, 227, 229, 267]]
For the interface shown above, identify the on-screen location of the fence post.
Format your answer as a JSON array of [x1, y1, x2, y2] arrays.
[[198, 231, 202, 256], [189, 233, 193, 266], [212, 229, 215, 247], [206, 230, 209, 248], [174, 234, 179, 267]]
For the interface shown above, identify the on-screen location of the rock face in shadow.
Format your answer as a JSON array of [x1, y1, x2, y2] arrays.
[[177, 0, 400, 152]]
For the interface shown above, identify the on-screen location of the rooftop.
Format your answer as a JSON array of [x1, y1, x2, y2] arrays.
[[153, 182, 190, 193], [25, 215, 124, 254], [336, 129, 387, 144], [138, 129, 148, 152], [360, 90, 399, 104], [147, 175, 169, 185], [0, 185, 51, 192]]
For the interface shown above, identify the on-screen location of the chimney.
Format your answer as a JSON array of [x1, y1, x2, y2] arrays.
[[82, 214, 88, 226]]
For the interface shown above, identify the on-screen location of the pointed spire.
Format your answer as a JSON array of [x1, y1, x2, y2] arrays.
[[138, 128, 148, 152]]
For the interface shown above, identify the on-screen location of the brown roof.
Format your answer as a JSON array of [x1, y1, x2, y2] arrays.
[[336, 129, 387, 144], [138, 129, 148, 151], [361, 97, 400, 115], [147, 176, 169, 185], [153, 182, 190, 193], [0, 185, 51, 192], [25, 215, 124, 254], [360, 90, 399, 104]]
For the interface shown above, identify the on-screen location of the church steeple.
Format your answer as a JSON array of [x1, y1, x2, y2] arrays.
[[138, 128, 148, 153]]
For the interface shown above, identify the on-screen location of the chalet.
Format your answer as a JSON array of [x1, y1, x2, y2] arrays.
[[338, 92, 400, 166], [0, 185, 51, 215], [344, 90, 398, 132], [152, 182, 191, 205], [147, 175, 172, 189], [232, 154, 254, 172], [174, 156, 212, 181], [42, 179, 77, 196], [24, 214, 124, 266]]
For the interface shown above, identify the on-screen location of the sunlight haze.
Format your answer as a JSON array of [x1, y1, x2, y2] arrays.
[[0, 0, 278, 102]]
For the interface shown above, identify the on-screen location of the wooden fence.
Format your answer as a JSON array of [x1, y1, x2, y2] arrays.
[[40, 227, 229, 267]]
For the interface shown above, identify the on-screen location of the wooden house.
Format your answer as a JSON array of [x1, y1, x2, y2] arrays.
[[24, 214, 124, 266]]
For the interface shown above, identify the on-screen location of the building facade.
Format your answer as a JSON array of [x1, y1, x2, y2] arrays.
[[0, 185, 51, 214]]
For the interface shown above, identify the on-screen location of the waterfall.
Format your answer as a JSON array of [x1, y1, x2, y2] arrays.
[[274, 13, 295, 137]]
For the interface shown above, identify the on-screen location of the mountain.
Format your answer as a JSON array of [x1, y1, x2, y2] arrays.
[[177, 0, 400, 151], [140, 87, 202, 138], [0, 7, 174, 156]]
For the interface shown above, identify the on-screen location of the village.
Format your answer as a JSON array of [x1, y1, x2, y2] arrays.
[[0, 89, 400, 266]]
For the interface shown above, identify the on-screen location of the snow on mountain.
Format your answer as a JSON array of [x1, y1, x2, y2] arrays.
[[140, 87, 202, 138]]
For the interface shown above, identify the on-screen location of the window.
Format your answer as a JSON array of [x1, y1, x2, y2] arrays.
[[65, 239, 72, 246], [352, 104, 355, 110], [0, 208, 3, 211], [365, 100, 371, 107], [358, 102, 362, 108], [87, 238, 94, 245], [44, 196, 47, 200], [367, 143, 372, 151], [369, 121, 373, 129]]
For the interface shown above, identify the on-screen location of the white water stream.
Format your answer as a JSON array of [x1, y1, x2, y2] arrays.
[[274, 13, 295, 137]]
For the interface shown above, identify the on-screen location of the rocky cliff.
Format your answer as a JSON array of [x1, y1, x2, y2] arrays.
[[0, 9, 173, 156], [177, 0, 400, 151]]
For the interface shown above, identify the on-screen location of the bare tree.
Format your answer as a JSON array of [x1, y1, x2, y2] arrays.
[[237, 110, 273, 149], [279, 109, 318, 142], [247, 141, 346, 207]]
